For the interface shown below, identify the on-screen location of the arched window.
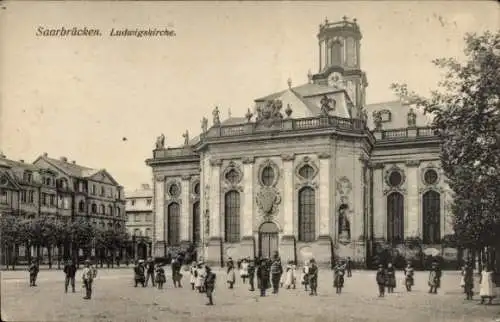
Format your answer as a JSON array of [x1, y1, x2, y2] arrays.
[[298, 187, 315, 242], [167, 202, 180, 245], [224, 191, 240, 243], [116, 207, 121, 216], [91, 203, 97, 214], [387, 192, 404, 243], [261, 166, 275, 187], [78, 200, 85, 212], [134, 228, 140, 236], [423, 191, 441, 244], [100, 204, 105, 214], [145, 228, 151, 237], [192, 201, 201, 244], [108, 205, 113, 216]]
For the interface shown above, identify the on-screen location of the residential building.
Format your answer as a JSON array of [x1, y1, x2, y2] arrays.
[[147, 18, 453, 267], [125, 184, 154, 259]]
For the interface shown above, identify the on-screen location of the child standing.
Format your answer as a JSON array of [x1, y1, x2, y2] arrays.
[[155, 265, 166, 289], [376, 264, 386, 297]]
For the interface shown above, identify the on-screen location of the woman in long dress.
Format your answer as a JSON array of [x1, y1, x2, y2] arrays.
[[240, 258, 249, 284], [195, 263, 206, 293], [283, 261, 296, 289], [479, 265, 495, 305], [189, 262, 198, 290], [226, 257, 236, 289], [301, 260, 310, 292]]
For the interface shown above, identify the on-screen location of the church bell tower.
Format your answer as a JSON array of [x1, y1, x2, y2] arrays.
[[313, 16, 368, 110]]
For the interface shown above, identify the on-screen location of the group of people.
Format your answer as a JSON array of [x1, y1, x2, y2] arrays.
[[460, 262, 496, 304]]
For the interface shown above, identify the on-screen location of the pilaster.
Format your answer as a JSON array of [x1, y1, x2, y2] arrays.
[[209, 158, 222, 238], [154, 175, 165, 245], [318, 153, 330, 236], [405, 160, 420, 238], [281, 153, 295, 237], [372, 163, 385, 239], [180, 175, 191, 242], [242, 157, 255, 237], [352, 155, 363, 240]]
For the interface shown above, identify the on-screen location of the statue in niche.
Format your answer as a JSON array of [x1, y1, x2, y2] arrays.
[[155, 133, 165, 149], [338, 204, 351, 243], [407, 108, 417, 127], [182, 130, 189, 146]]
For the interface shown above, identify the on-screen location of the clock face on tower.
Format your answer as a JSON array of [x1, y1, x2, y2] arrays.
[[327, 72, 343, 87]]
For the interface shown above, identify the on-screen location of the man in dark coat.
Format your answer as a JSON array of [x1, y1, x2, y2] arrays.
[[346, 257, 353, 277], [63, 259, 77, 293], [29, 259, 40, 287], [308, 258, 319, 296], [247, 259, 256, 292], [171, 257, 183, 288], [145, 257, 156, 287], [134, 260, 146, 287], [270, 257, 283, 294], [257, 258, 270, 297], [204, 265, 216, 305]]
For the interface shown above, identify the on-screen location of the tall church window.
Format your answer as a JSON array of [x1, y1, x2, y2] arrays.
[[346, 38, 356, 67], [422, 191, 441, 244], [193, 201, 201, 243], [387, 192, 404, 243], [261, 166, 275, 187], [224, 191, 240, 243], [298, 187, 315, 242], [167, 202, 180, 245], [331, 38, 342, 66]]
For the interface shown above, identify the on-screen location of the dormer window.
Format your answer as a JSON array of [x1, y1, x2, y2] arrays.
[[91, 184, 96, 195], [23, 171, 32, 183], [380, 109, 392, 123], [100, 186, 105, 196], [45, 177, 51, 186]]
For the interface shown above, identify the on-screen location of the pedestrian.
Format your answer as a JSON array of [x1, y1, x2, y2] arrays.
[[376, 264, 386, 297], [204, 265, 216, 306], [385, 263, 396, 293], [195, 262, 205, 293], [479, 264, 495, 305], [247, 259, 256, 291], [155, 264, 166, 290], [240, 258, 249, 284], [145, 257, 156, 287], [333, 261, 345, 294], [428, 261, 441, 294], [226, 257, 236, 289], [301, 260, 310, 292], [308, 258, 318, 296], [190, 261, 198, 290], [270, 256, 283, 294], [133, 260, 146, 287], [404, 262, 414, 292], [28, 259, 39, 287], [171, 257, 183, 288], [283, 261, 296, 289], [257, 258, 270, 297], [82, 259, 97, 300], [346, 257, 352, 277], [63, 259, 77, 293], [462, 262, 474, 300]]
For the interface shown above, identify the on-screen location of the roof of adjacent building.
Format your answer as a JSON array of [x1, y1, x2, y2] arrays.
[[255, 83, 342, 102], [364, 99, 434, 130], [125, 185, 153, 199], [34, 155, 101, 178]]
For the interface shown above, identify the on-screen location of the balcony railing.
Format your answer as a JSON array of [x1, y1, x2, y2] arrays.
[[153, 147, 198, 159], [379, 126, 438, 140]]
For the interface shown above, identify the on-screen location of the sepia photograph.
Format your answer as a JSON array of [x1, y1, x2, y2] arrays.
[[0, 1, 499, 321]]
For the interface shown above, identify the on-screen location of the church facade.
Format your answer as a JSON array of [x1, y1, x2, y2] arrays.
[[146, 18, 454, 267]]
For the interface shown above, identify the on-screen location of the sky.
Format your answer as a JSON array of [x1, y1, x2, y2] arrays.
[[0, 1, 498, 191]]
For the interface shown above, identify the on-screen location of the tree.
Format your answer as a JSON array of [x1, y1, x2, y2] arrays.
[[391, 31, 500, 265], [70, 218, 95, 263], [0, 215, 24, 270]]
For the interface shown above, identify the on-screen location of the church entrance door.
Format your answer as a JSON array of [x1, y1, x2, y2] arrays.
[[258, 222, 279, 259]]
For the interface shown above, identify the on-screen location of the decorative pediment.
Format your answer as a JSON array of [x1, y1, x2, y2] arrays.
[[257, 159, 280, 187], [88, 170, 119, 186], [0, 171, 19, 189], [255, 99, 284, 127], [256, 186, 281, 220]]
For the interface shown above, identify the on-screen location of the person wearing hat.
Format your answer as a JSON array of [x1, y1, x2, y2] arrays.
[[333, 260, 346, 294], [204, 265, 217, 305], [155, 263, 166, 289], [171, 257, 183, 288], [195, 262, 205, 293], [226, 257, 236, 289], [190, 261, 198, 290], [307, 258, 318, 296], [461, 262, 474, 300], [239, 258, 249, 284], [301, 260, 310, 292], [82, 259, 97, 300], [247, 259, 256, 292], [428, 261, 441, 294], [63, 259, 77, 293], [145, 257, 156, 288], [270, 256, 283, 294], [385, 262, 396, 293], [257, 257, 271, 297], [28, 258, 40, 287], [376, 264, 386, 297]]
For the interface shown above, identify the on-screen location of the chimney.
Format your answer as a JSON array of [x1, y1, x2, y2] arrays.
[[43, 152, 48, 157], [19, 159, 24, 163], [60, 156, 68, 162], [72, 160, 76, 164], [141, 184, 150, 190]]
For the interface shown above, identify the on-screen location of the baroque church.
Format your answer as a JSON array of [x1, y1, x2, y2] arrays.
[[146, 17, 454, 267]]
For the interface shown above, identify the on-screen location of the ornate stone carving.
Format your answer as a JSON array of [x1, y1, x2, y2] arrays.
[[285, 104, 293, 118], [405, 160, 421, 167], [242, 156, 255, 164], [182, 130, 189, 146], [318, 152, 331, 159], [336, 177, 352, 195], [337, 204, 351, 245], [372, 111, 382, 130], [190, 178, 201, 201], [222, 185, 244, 193], [421, 163, 441, 187], [209, 158, 223, 167], [384, 165, 406, 189], [212, 106, 221, 126], [255, 100, 284, 127], [222, 161, 243, 185], [295, 156, 319, 181], [371, 162, 385, 169], [155, 174, 165, 182], [256, 186, 281, 220], [181, 175, 191, 181], [384, 188, 407, 195], [165, 180, 182, 201], [257, 159, 280, 187], [320, 95, 336, 116], [281, 153, 295, 162], [245, 108, 253, 123], [155, 133, 165, 149], [201, 117, 208, 134], [295, 181, 319, 189]]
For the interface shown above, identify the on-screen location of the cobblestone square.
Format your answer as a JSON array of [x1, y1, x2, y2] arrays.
[[2, 268, 499, 322]]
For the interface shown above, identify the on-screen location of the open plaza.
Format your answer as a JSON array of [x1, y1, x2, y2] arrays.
[[1, 267, 498, 322]]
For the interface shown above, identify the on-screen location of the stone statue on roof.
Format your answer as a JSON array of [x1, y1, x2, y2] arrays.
[[212, 106, 221, 126], [201, 117, 208, 133], [155, 133, 165, 149], [320, 95, 336, 116], [407, 108, 417, 127], [182, 130, 189, 146], [256, 99, 283, 123], [373, 111, 382, 130]]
